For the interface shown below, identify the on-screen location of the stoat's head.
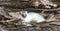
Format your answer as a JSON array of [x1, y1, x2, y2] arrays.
[[19, 11, 28, 17]]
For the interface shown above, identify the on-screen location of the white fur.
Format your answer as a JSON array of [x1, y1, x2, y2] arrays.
[[23, 12, 45, 23], [22, 12, 45, 26]]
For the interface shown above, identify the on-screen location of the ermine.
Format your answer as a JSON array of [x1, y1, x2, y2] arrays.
[[20, 11, 45, 26]]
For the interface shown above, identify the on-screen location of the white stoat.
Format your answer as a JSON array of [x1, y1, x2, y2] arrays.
[[20, 11, 45, 26], [23, 12, 45, 23]]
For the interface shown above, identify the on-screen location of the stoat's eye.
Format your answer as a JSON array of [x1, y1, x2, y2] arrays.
[[22, 14, 27, 18]]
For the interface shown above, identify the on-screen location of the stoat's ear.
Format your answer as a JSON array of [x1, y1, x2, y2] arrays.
[[19, 11, 28, 14]]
